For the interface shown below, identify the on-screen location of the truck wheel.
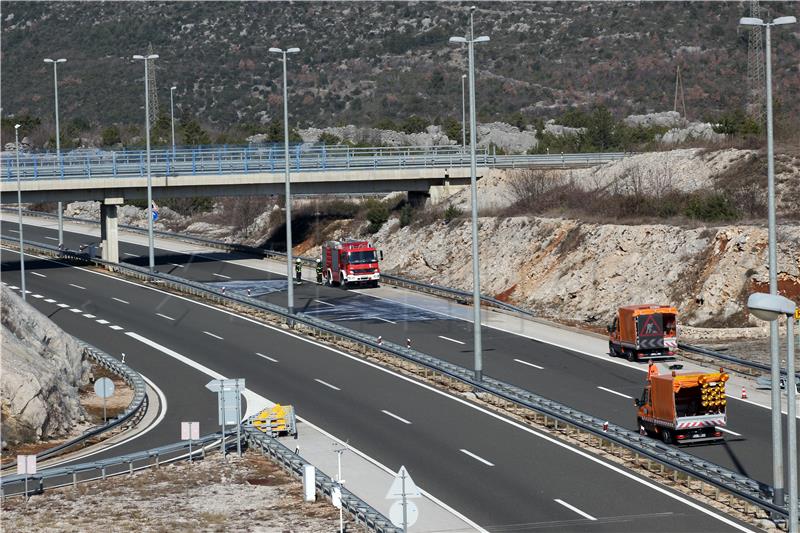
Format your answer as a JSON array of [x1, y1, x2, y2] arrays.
[[369, 280, 379, 288], [627, 350, 636, 362], [661, 429, 672, 444], [609, 342, 619, 357], [340, 272, 348, 290], [636, 417, 646, 435]]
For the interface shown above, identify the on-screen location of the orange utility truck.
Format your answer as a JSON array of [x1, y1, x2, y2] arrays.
[[608, 304, 678, 362], [636, 363, 728, 444]]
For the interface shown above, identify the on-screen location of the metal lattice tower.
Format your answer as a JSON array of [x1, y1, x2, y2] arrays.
[[746, 0, 765, 125], [147, 43, 160, 126]]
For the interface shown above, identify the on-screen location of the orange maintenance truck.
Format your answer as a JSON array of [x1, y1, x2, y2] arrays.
[[636, 363, 728, 444], [608, 304, 678, 362]]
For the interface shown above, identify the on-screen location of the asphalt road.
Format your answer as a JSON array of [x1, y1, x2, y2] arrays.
[[0, 234, 753, 531], [6, 219, 791, 489]]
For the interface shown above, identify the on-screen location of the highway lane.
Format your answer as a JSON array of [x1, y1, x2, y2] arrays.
[[0, 246, 752, 531], [0, 254, 220, 465], [7, 219, 791, 486]]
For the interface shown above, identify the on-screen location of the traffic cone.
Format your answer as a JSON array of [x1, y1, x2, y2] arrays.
[[741, 386, 748, 399], [406, 338, 412, 349], [377, 335, 383, 345]]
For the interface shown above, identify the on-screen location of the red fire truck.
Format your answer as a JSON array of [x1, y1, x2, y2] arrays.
[[322, 239, 381, 288]]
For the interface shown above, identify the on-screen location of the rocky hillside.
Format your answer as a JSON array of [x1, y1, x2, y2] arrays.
[[1, 286, 89, 445], [2, 1, 799, 129]]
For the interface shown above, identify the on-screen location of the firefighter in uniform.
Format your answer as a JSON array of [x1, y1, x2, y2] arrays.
[[316, 259, 323, 283], [295, 258, 303, 282]]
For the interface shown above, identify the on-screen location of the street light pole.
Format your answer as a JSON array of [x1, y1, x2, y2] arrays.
[[740, 14, 796, 511], [461, 73, 467, 153], [269, 46, 300, 317], [170, 85, 177, 158], [450, 6, 490, 381], [15, 124, 26, 301], [133, 53, 159, 273], [44, 58, 66, 247]]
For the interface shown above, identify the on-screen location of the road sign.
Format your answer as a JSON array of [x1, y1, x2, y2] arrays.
[[332, 485, 342, 509], [17, 455, 36, 475], [795, 307, 799, 320], [181, 421, 200, 440], [385, 465, 422, 499], [205, 378, 245, 457], [94, 377, 115, 398], [389, 500, 419, 529]]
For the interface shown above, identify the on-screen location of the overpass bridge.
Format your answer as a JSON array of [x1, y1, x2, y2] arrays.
[[1, 144, 627, 262]]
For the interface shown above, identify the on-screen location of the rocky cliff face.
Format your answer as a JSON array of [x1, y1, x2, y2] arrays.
[[1, 286, 89, 445]]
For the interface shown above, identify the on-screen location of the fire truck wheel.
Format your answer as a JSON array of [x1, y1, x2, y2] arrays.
[[340, 273, 348, 290]]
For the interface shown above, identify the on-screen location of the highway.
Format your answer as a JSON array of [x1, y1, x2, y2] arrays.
[[0, 224, 753, 531], [6, 219, 792, 490]]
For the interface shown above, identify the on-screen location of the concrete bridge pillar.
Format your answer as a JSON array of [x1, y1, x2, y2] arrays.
[[100, 198, 124, 264]]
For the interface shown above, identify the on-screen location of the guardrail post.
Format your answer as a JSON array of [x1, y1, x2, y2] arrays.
[[33, 154, 38, 178], [217, 148, 222, 173], [139, 153, 145, 176], [322, 144, 327, 169], [101, 466, 106, 480], [86, 154, 91, 177], [295, 144, 301, 171], [561, 152, 565, 169], [244, 147, 249, 172], [112, 152, 117, 176]]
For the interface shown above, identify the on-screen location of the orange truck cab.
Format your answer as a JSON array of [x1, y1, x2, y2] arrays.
[[608, 304, 678, 362], [636, 362, 728, 444]]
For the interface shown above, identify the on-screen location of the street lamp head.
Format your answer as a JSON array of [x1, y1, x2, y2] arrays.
[[747, 292, 796, 321], [470, 5, 476, 11], [739, 17, 764, 26], [268, 47, 283, 54], [773, 16, 797, 26], [475, 36, 490, 43], [287, 47, 300, 54], [462, 74, 467, 79], [449, 36, 467, 44], [44, 58, 54, 63], [14, 124, 20, 130], [171, 86, 177, 90], [147, 54, 158, 60], [56, 58, 67, 63]]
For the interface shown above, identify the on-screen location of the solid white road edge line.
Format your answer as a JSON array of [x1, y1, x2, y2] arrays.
[[597, 386, 633, 400], [381, 410, 412, 424], [554, 499, 597, 521], [255, 352, 278, 363], [315, 378, 341, 391], [459, 449, 495, 466], [514, 359, 544, 370], [15, 247, 754, 532]]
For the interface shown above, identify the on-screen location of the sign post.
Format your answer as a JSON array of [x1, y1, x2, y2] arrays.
[[205, 379, 244, 458], [181, 421, 200, 462], [386, 465, 421, 531], [94, 377, 115, 423], [17, 455, 36, 502]]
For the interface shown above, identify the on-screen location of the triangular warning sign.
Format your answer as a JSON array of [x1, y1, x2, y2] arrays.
[[639, 314, 663, 337], [385, 465, 422, 499]]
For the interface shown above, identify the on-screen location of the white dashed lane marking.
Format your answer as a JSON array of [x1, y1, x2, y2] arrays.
[[69, 283, 86, 290], [381, 410, 411, 424], [69, 308, 82, 313], [314, 299, 335, 307], [112, 297, 129, 304], [203, 331, 224, 340], [314, 379, 340, 391], [256, 353, 278, 363], [83, 314, 96, 319], [597, 386, 633, 399], [718, 427, 742, 437], [554, 499, 597, 521], [44, 299, 56, 303], [514, 358, 544, 370], [96, 319, 109, 325], [109, 325, 124, 331], [439, 335, 465, 345], [212, 273, 231, 279], [31, 272, 46, 278], [156, 313, 175, 321], [57, 303, 70, 308], [32, 294, 44, 299], [44, 236, 58, 241], [459, 449, 494, 466]]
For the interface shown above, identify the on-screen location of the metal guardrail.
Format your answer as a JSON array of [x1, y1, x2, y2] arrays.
[[244, 422, 399, 532], [0, 431, 233, 496], [3, 235, 793, 518], [2, 144, 627, 181], [1, 341, 147, 471]]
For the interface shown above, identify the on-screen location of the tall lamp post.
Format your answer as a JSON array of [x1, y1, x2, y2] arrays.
[[461, 73, 467, 153], [170, 85, 177, 158], [268, 46, 300, 317], [44, 58, 66, 247], [15, 124, 26, 301], [133, 53, 159, 273], [450, 6, 489, 381], [748, 293, 798, 532], [740, 14, 797, 509]]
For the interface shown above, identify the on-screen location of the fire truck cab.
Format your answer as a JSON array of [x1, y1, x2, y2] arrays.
[[322, 239, 381, 289]]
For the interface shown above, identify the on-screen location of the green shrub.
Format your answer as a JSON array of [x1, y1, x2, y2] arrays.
[[443, 204, 462, 224], [399, 204, 413, 227], [319, 132, 342, 145], [683, 193, 737, 222], [364, 199, 389, 233]]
